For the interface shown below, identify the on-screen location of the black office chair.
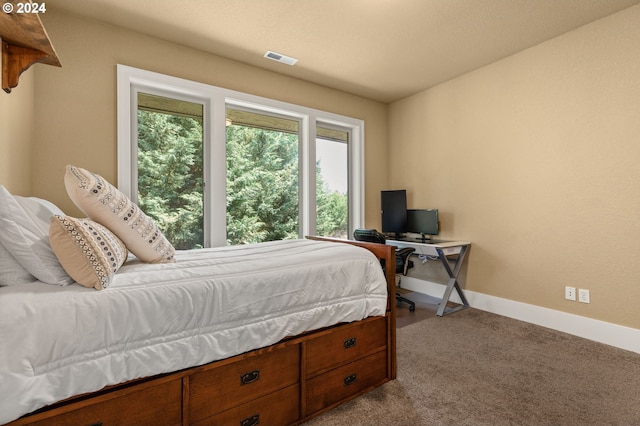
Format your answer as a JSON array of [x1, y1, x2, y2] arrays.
[[353, 229, 416, 312]]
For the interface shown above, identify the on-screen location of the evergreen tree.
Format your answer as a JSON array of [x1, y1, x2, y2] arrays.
[[315, 159, 348, 238], [226, 125, 299, 245], [137, 111, 204, 249], [137, 113, 348, 247]]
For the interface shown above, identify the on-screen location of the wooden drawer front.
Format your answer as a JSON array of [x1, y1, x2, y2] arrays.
[[305, 350, 387, 416], [24, 379, 182, 426], [192, 384, 299, 426], [306, 316, 387, 377], [190, 344, 300, 422]]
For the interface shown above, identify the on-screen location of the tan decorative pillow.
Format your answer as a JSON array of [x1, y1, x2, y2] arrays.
[[49, 215, 128, 290], [64, 165, 175, 263]]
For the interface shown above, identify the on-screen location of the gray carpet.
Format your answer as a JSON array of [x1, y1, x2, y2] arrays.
[[306, 309, 640, 425]]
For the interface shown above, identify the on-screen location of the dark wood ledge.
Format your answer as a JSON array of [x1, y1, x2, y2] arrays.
[[0, 1, 61, 93]]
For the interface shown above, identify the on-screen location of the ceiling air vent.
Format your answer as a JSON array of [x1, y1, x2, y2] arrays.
[[264, 50, 298, 66]]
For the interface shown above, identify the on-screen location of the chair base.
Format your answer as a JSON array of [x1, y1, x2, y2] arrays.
[[396, 294, 415, 312]]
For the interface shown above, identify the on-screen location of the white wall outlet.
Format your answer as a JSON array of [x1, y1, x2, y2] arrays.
[[565, 286, 576, 301], [579, 288, 590, 304]]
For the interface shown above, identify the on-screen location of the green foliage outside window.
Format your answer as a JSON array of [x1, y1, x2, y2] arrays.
[[316, 179, 349, 239], [226, 125, 300, 244], [137, 110, 204, 249], [137, 111, 348, 248]]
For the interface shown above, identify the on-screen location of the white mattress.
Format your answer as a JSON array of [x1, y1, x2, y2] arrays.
[[0, 239, 387, 424]]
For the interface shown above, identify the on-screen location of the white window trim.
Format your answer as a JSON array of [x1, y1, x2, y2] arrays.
[[117, 64, 364, 246]]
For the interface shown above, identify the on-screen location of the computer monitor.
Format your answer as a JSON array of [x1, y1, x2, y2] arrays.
[[381, 190, 407, 238], [407, 209, 439, 242]]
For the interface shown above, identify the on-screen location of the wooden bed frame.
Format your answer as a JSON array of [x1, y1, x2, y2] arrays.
[[6, 236, 397, 426]]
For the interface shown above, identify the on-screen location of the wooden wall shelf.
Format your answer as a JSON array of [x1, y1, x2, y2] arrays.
[[0, 1, 61, 93]]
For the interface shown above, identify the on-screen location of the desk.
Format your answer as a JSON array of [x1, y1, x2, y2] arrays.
[[387, 239, 471, 316]]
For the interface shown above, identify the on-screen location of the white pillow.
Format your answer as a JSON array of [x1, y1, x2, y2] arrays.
[[0, 240, 36, 286], [64, 165, 175, 263], [0, 185, 74, 285], [49, 215, 128, 290]]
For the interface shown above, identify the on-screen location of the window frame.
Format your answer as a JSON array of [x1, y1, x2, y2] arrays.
[[315, 122, 352, 239], [117, 64, 364, 247]]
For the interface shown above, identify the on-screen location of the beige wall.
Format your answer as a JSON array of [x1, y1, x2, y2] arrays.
[[34, 10, 388, 223], [388, 5, 640, 328], [9, 6, 639, 329], [0, 66, 34, 194]]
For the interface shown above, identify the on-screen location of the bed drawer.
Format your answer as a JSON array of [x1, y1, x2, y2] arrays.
[[189, 344, 300, 422], [306, 316, 387, 377], [21, 378, 182, 426], [191, 383, 299, 426], [305, 349, 387, 416]]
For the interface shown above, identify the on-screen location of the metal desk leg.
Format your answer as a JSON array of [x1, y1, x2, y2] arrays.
[[436, 245, 470, 316]]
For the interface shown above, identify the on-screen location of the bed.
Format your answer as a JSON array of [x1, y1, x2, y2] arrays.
[[0, 236, 397, 425], [0, 166, 396, 425]]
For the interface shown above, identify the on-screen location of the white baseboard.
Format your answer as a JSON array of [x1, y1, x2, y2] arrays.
[[400, 276, 640, 355]]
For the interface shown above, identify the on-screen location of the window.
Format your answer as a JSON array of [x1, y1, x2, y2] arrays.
[[316, 125, 350, 239], [225, 108, 300, 245], [118, 65, 364, 247], [137, 93, 205, 249]]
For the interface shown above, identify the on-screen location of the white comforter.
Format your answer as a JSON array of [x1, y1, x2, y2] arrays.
[[0, 239, 387, 424]]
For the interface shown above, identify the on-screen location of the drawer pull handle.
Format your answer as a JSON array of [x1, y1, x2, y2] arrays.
[[240, 369, 260, 385], [87, 422, 102, 426], [343, 337, 357, 349], [241, 414, 260, 426], [344, 373, 357, 386]]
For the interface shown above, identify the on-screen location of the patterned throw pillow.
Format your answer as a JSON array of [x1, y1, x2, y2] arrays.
[[49, 215, 128, 290], [64, 165, 175, 264]]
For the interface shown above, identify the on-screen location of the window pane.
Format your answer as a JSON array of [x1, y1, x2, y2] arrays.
[[137, 93, 204, 249], [316, 128, 349, 239], [226, 108, 299, 245]]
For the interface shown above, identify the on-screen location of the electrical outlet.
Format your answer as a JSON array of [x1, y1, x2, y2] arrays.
[[565, 286, 576, 301], [579, 288, 590, 304]]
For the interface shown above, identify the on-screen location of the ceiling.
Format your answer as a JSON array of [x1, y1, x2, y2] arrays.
[[48, 0, 640, 103]]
